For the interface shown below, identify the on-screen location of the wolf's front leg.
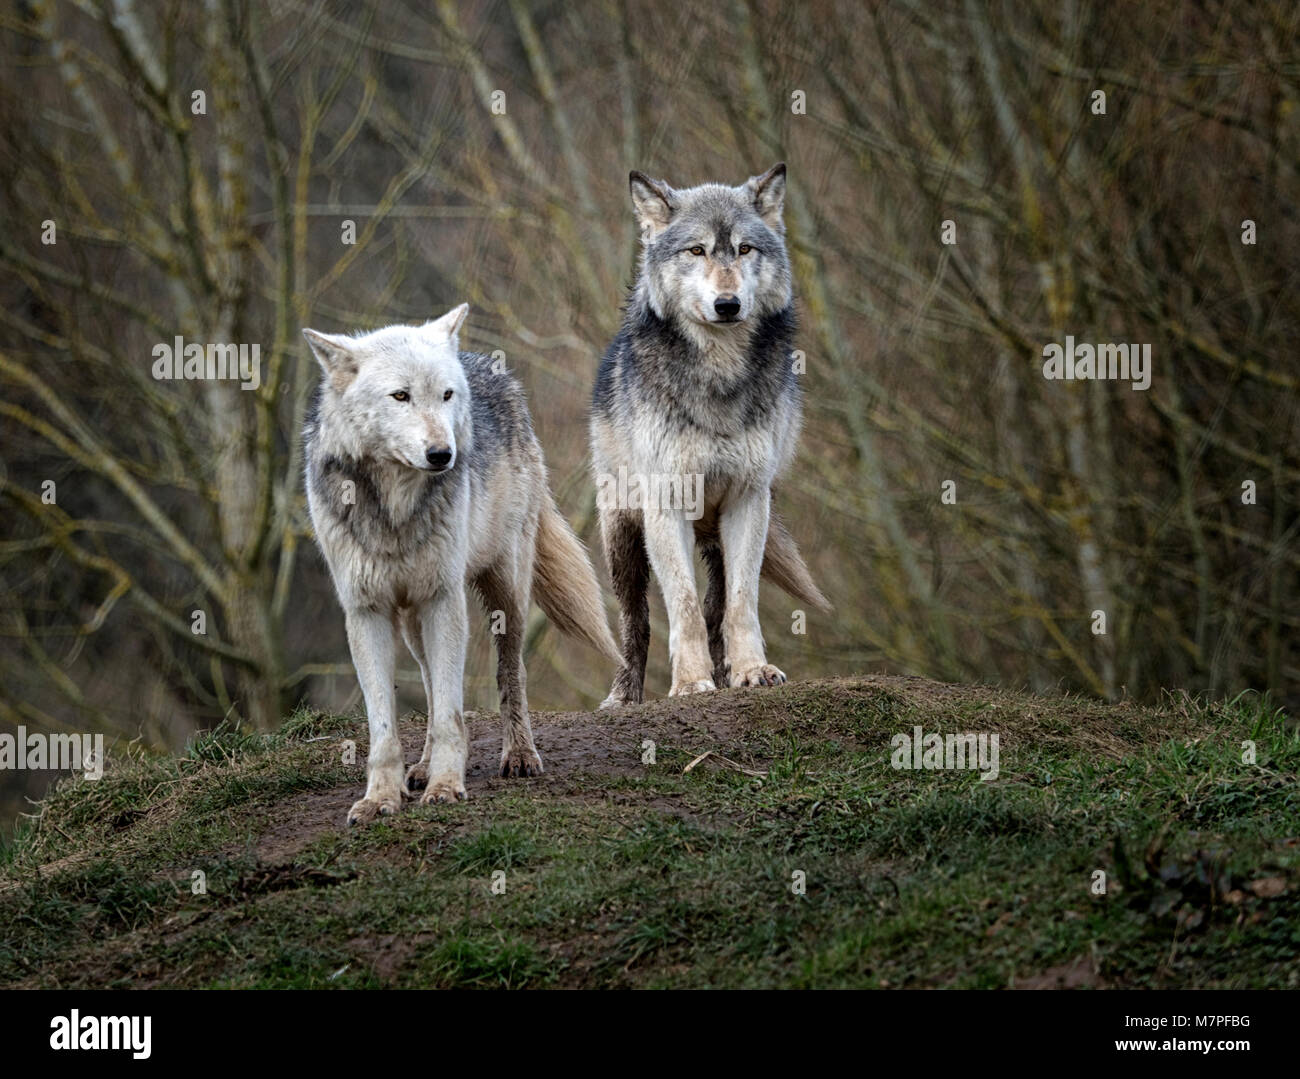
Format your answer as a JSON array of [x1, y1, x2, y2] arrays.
[[415, 583, 470, 804], [642, 506, 715, 695], [719, 487, 786, 688], [345, 608, 404, 824]]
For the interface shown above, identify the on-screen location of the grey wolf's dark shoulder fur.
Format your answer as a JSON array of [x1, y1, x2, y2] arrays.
[[591, 302, 799, 431]]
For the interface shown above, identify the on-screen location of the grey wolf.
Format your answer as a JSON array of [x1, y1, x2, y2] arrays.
[[303, 305, 618, 824], [590, 162, 829, 707]]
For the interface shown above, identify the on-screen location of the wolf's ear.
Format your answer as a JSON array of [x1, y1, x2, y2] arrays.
[[424, 303, 469, 343], [303, 329, 359, 392], [629, 171, 677, 239], [744, 162, 787, 231]]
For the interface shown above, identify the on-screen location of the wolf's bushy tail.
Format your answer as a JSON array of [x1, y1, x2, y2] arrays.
[[762, 510, 833, 612], [534, 493, 621, 661]]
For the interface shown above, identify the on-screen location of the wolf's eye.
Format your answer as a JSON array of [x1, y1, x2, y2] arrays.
[[443, 389, 454, 402], [688, 245, 705, 256], [391, 391, 410, 402], [739, 243, 753, 255]]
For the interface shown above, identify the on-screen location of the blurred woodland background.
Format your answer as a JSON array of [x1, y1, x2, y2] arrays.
[[1, 0, 1297, 826]]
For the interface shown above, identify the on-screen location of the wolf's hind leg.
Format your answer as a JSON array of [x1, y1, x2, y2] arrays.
[[344, 609, 404, 824], [701, 540, 730, 689], [475, 553, 543, 778], [599, 510, 651, 707]]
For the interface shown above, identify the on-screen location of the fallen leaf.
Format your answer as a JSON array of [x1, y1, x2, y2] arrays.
[[682, 750, 712, 774]]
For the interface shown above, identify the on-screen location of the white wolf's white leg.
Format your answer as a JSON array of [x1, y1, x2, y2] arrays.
[[345, 608, 405, 824], [415, 582, 470, 804], [719, 486, 786, 687], [642, 506, 715, 695]]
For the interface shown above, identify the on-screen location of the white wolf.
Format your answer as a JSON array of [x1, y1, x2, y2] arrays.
[[591, 163, 830, 706], [303, 305, 618, 825]]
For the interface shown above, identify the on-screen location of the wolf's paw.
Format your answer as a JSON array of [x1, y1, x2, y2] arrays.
[[404, 760, 431, 793], [347, 794, 401, 826], [419, 776, 468, 805], [600, 670, 643, 710], [499, 746, 544, 778], [669, 678, 716, 697], [731, 664, 786, 688]]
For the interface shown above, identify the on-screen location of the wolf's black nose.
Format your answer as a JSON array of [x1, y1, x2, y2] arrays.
[[426, 446, 453, 469], [714, 296, 741, 319]]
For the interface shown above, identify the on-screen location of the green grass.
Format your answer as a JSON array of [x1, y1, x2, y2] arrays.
[[1, 680, 1297, 988]]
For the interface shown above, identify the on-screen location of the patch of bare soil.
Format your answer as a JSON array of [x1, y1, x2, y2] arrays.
[[242, 788, 351, 863], [344, 932, 434, 984], [1015, 955, 1107, 989], [232, 680, 814, 862]]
